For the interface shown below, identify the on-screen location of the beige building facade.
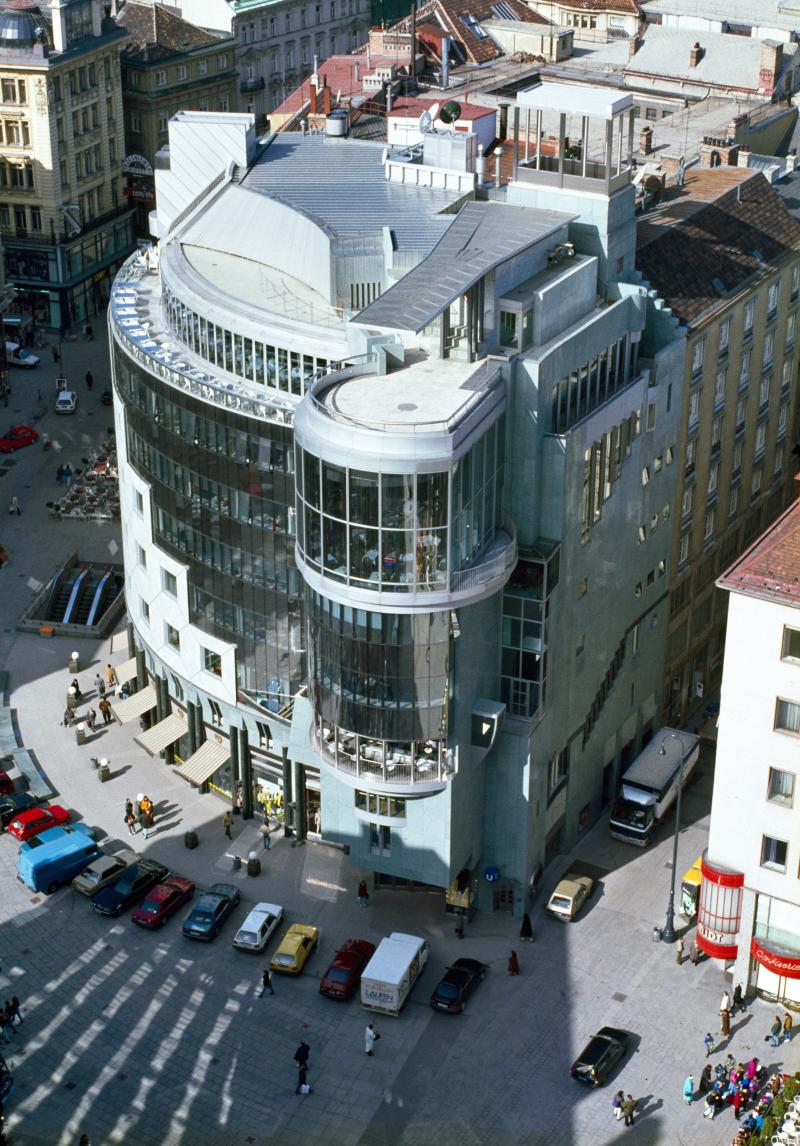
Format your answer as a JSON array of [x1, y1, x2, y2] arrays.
[[0, 0, 134, 329]]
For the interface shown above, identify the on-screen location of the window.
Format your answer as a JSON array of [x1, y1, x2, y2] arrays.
[[759, 375, 770, 408], [775, 698, 800, 735], [707, 462, 719, 496], [744, 298, 755, 335], [135, 490, 144, 514], [691, 338, 705, 375], [728, 485, 738, 518], [775, 444, 784, 475], [204, 648, 222, 676], [751, 467, 762, 498], [208, 698, 223, 726], [171, 674, 184, 703], [162, 569, 177, 596], [755, 421, 767, 456], [218, 95, 229, 112], [768, 280, 780, 316], [158, 114, 167, 133], [140, 598, 150, 622], [703, 509, 715, 541], [575, 633, 585, 657], [782, 359, 792, 391], [131, 111, 142, 133], [654, 454, 662, 473], [685, 438, 697, 472], [787, 312, 796, 347], [768, 767, 795, 807], [778, 402, 788, 435], [736, 396, 747, 430], [355, 791, 406, 818], [711, 415, 722, 449], [733, 440, 743, 474], [763, 330, 775, 367], [740, 349, 751, 384], [370, 823, 392, 855], [548, 747, 569, 794], [177, 65, 188, 81], [761, 835, 788, 872], [646, 401, 656, 431], [688, 390, 700, 428], [719, 318, 730, 354], [631, 622, 640, 656], [783, 628, 800, 662], [793, 266, 799, 299], [198, 60, 208, 76], [137, 544, 147, 568], [218, 54, 228, 69], [156, 69, 166, 86], [641, 465, 650, 487], [499, 310, 517, 347], [714, 369, 726, 404], [165, 623, 180, 651], [681, 486, 693, 519], [679, 533, 689, 565], [256, 721, 272, 750]]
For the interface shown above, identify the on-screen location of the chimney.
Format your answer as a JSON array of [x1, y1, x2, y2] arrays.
[[309, 84, 318, 114], [639, 125, 653, 154], [442, 35, 450, 89], [410, 0, 417, 75], [323, 85, 331, 114], [354, 60, 360, 82], [786, 150, 797, 177], [759, 40, 783, 96], [737, 147, 751, 168], [689, 41, 703, 67], [628, 34, 640, 60]]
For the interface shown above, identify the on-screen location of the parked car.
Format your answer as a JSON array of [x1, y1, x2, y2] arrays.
[[232, 902, 283, 952], [5, 342, 39, 368], [72, 848, 139, 896], [132, 875, 195, 929], [21, 822, 96, 850], [182, 883, 240, 941], [54, 390, 77, 415], [91, 859, 168, 917], [570, 1027, 630, 1086], [0, 424, 38, 452], [270, 923, 319, 974], [319, 938, 376, 1000], [547, 873, 595, 921], [7, 804, 70, 842], [429, 958, 487, 1014], [0, 767, 15, 795], [0, 792, 37, 829]]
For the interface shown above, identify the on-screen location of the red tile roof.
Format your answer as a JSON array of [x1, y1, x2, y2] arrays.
[[271, 55, 395, 118], [636, 170, 800, 327], [390, 0, 551, 65], [718, 492, 800, 607], [119, 1, 227, 63], [388, 96, 494, 121]]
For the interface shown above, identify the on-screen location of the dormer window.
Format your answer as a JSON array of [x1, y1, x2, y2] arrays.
[[499, 310, 517, 348]]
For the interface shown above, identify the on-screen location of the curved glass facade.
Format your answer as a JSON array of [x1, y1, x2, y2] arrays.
[[114, 344, 304, 696], [308, 589, 449, 744], [295, 416, 505, 593], [163, 285, 330, 396]]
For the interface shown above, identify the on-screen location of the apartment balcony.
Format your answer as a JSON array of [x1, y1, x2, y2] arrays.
[[240, 76, 265, 93]]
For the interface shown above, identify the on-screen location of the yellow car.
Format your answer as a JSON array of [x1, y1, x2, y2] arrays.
[[270, 923, 319, 974]]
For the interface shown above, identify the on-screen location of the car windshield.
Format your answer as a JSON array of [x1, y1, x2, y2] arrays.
[[237, 931, 258, 943], [550, 895, 572, 910], [325, 967, 350, 983], [612, 798, 649, 828], [436, 982, 460, 999], [192, 912, 212, 925], [274, 953, 295, 965], [578, 1039, 608, 1065], [138, 901, 159, 915], [83, 870, 102, 885]]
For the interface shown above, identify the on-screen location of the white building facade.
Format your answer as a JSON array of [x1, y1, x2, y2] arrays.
[[698, 493, 800, 1002]]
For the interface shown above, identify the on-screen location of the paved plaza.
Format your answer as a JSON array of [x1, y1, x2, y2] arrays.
[[0, 322, 798, 1145]]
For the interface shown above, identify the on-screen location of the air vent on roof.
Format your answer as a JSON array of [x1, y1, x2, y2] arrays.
[[753, 248, 766, 263], [711, 276, 727, 296]]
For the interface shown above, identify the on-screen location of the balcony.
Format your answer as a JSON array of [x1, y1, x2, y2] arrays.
[[240, 76, 265, 93], [315, 721, 451, 792]]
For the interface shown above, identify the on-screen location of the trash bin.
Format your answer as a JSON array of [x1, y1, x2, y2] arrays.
[[75, 722, 86, 746], [232, 854, 242, 871], [652, 926, 662, 943], [247, 852, 261, 878], [98, 760, 110, 783], [184, 827, 198, 849]]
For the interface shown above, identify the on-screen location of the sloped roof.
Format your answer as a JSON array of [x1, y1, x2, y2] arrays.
[[561, 0, 639, 12], [353, 199, 572, 331], [718, 495, 800, 607], [636, 170, 800, 327], [625, 25, 796, 92], [119, 1, 228, 63], [390, 0, 551, 65]]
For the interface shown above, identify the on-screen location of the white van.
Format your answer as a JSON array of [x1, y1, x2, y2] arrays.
[[5, 342, 39, 368]]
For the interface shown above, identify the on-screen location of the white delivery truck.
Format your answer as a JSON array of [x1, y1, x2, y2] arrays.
[[609, 727, 700, 847], [360, 932, 429, 1015]]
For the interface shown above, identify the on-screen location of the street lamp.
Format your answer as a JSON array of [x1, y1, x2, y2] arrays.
[[660, 731, 687, 944]]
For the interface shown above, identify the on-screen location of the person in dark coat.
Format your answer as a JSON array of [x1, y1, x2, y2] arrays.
[[733, 983, 745, 1013], [508, 950, 520, 976], [519, 913, 534, 942], [699, 1064, 713, 1094], [294, 1041, 310, 1068]]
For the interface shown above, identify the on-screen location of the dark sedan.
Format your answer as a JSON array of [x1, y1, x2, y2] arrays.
[[0, 767, 14, 795], [570, 1027, 630, 1086], [429, 958, 487, 1014], [132, 875, 195, 929], [182, 883, 240, 941], [91, 859, 169, 917], [319, 938, 376, 1000], [0, 792, 36, 829]]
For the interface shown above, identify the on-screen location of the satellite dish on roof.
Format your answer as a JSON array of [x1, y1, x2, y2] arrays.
[[428, 101, 441, 122], [419, 109, 433, 134], [440, 100, 462, 124]]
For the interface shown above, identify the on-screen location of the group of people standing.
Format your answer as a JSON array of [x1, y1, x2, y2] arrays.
[[125, 795, 154, 838]]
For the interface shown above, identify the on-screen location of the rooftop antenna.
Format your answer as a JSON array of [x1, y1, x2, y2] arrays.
[[428, 101, 441, 123], [418, 109, 433, 134]]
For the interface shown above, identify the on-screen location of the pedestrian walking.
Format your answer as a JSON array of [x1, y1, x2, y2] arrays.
[[621, 1095, 637, 1127], [85, 370, 93, 391], [94, 673, 106, 697], [690, 940, 700, 965], [62, 706, 73, 727], [85, 708, 96, 733], [612, 1090, 624, 1121], [293, 1040, 310, 1069], [8, 496, 20, 516], [721, 1007, 731, 1037], [9, 995, 22, 1025], [64, 464, 73, 487], [704, 1031, 716, 1057], [519, 913, 534, 942], [357, 879, 369, 907], [683, 1074, 694, 1104], [0, 1007, 13, 1044], [365, 1023, 380, 1055], [138, 806, 151, 840], [51, 343, 60, 364], [731, 1089, 744, 1121], [699, 1064, 713, 1094], [99, 697, 112, 725], [261, 814, 271, 851], [733, 983, 746, 1014], [676, 937, 685, 965], [768, 1015, 782, 1046], [295, 1064, 312, 1095], [105, 663, 117, 687], [223, 810, 233, 839], [70, 677, 82, 701], [258, 968, 274, 997], [507, 950, 520, 976]]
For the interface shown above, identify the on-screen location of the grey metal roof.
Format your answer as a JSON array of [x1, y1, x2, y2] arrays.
[[240, 133, 461, 253], [644, 0, 797, 32], [352, 200, 573, 332]]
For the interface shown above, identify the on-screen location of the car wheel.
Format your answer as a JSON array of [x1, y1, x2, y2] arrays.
[[45, 880, 59, 895]]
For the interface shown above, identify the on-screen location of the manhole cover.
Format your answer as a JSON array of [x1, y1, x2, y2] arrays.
[[613, 992, 627, 1002], [397, 402, 417, 411]]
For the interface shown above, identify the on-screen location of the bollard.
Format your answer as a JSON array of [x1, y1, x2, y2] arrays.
[[232, 854, 242, 871], [652, 926, 663, 943], [246, 852, 261, 877], [98, 758, 110, 782], [184, 826, 198, 849], [75, 722, 86, 746], [67, 688, 78, 711], [69, 651, 80, 674]]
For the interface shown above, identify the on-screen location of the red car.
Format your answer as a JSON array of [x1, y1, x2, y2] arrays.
[[319, 938, 376, 1000], [0, 769, 14, 795], [7, 804, 70, 841], [131, 875, 195, 929], [0, 425, 38, 453]]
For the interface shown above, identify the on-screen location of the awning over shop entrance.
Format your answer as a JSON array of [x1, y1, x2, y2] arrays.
[[178, 738, 230, 786], [110, 683, 157, 725], [114, 656, 138, 684], [134, 711, 188, 756]]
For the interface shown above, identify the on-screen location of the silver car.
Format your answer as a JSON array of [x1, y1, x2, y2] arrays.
[[71, 848, 138, 896]]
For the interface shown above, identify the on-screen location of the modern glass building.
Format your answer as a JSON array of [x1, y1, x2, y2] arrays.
[[110, 96, 683, 915]]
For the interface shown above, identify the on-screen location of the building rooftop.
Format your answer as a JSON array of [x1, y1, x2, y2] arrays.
[[565, 0, 639, 11], [389, 0, 551, 66], [119, 1, 230, 64], [518, 80, 633, 119], [636, 169, 800, 326], [270, 54, 399, 120], [642, 0, 797, 34], [354, 199, 572, 332], [717, 493, 800, 607], [625, 26, 796, 92], [387, 96, 494, 121]]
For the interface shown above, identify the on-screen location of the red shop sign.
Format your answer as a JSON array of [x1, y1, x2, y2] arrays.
[[751, 937, 800, 979]]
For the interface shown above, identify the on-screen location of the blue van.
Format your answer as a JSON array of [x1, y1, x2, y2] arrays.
[[18, 828, 102, 893]]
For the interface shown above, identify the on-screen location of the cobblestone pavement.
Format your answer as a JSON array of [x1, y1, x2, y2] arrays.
[[1, 321, 798, 1145]]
